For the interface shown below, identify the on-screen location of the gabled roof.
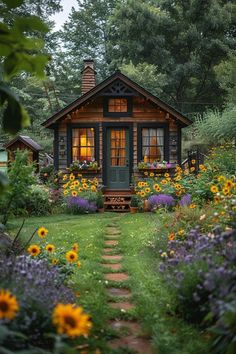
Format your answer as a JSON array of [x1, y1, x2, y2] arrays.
[[4, 135, 42, 151], [42, 71, 192, 128]]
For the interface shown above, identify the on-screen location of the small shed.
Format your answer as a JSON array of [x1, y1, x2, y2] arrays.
[[4, 135, 42, 172], [0, 144, 8, 173]]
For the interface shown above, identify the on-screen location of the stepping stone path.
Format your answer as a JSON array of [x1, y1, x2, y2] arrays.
[[101, 222, 153, 354]]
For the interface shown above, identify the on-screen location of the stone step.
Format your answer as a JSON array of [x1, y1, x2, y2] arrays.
[[105, 273, 129, 281]]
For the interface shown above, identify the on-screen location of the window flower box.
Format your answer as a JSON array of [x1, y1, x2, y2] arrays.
[[67, 160, 100, 173]]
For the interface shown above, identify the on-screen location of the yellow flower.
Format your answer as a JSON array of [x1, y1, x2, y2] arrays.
[[145, 187, 151, 193], [189, 203, 196, 209], [66, 251, 78, 263], [0, 289, 19, 320], [191, 159, 196, 164], [140, 191, 146, 197], [52, 303, 92, 337], [83, 183, 88, 189], [81, 178, 87, 183], [190, 166, 195, 172], [71, 191, 78, 197], [161, 179, 167, 185], [154, 184, 161, 192], [64, 190, 69, 195], [74, 180, 80, 186], [46, 244, 55, 253], [223, 187, 230, 195], [91, 185, 96, 192], [79, 187, 83, 192], [217, 175, 226, 183], [177, 229, 185, 236], [160, 252, 167, 258], [144, 171, 148, 176], [214, 196, 221, 204], [72, 243, 79, 252], [69, 174, 75, 181], [78, 173, 82, 177], [63, 174, 68, 181], [210, 185, 219, 194], [226, 180, 233, 188], [168, 232, 175, 241], [138, 181, 143, 188], [63, 183, 68, 189], [164, 173, 170, 178], [169, 250, 175, 256], [37, 227, 48, 239], [174, 184, 181, 190], [77, 261, 81, 268], [27, 244, 41, 257], [70, 185, 75, 190], [52, 258, 59, 265], [199, 164, 205, 170], [150, 172, 154, 177]]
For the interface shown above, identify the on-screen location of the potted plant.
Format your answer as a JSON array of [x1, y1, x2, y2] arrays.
[[96, 192, 105, 212], [130, 195, 140, 214]]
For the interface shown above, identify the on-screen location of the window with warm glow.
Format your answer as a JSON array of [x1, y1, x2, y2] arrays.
[[108, 98, 128, 112], [72, 128, 95, 161], [142, 128, 164, 162]]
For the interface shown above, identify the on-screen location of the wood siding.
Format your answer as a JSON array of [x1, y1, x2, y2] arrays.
[[56, 96, 181, 179]]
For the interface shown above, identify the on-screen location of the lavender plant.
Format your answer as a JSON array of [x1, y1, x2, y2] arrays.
[[148, 194, 175, 210], [0, 255, 75, 349], [66, 196, 97, 214]]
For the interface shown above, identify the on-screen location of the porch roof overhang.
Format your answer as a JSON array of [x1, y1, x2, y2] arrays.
[[42, 71, 192, 128]]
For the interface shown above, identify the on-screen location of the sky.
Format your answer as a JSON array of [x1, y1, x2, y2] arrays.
[[50, 0, 79, 31]]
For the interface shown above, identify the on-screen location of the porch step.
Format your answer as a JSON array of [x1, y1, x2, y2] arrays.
[[103, 191, 132, 212]]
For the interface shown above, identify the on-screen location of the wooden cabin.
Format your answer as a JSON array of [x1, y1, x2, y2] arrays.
[[4, 135, 42, 172], [42, 60, 192, 209]]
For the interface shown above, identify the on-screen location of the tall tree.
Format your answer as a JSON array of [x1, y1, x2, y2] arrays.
[[107, 0, 236, 114], [61, 0, 121, 81]]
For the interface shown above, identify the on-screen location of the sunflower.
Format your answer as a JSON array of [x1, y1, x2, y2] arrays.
[[63, 174, 68, 181], [174, 184, 181, 190], [149, 172, 154, 177], [217, 175, 226, 183], [78, 173, 82, 177], [226, 180, 233, 188], [91, 185, 96, 192], [154, 184, 161, 192], [77, 261, 81, 268], [46, 244, 55, 253], [79, 187, 83, 192], [168, 232, 175, 241], [52, 303, 92, 337], [191, 159, 196, 164], [81, 178, 87, 183], [189, 203, 196, 209], [0, 289, 19, 320], [164, 173, 170, 178], [63, 183, 68, 189], [210, 185, 219, 193], [64, 190, 69, 195], [66, 251, 78, 263], [144, 171, 148, 176], [160, 179, 168, 185], [138, 181, 143, 188], [27, 244, 41, 257], [140, 191, 146, 197], [37, 227, 48, 238], [71, 191, 78, 197], [70, 185, 75, 190], [72, 243, 79, 252], [214, 196, 221, 204], [83, 183, 88, 189], [52, 258, 59, 265], [69, 174, 75, 181], [190, 167, 195, 172], [177, 229, 185, 236], [199, 164, 205, 170], [145, 187, 151, 193], [74, 180, 80, 186], [223, 187, 230, 195]]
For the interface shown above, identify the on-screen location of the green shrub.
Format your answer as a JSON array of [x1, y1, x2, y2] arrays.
[[27, 185, 52, 216]]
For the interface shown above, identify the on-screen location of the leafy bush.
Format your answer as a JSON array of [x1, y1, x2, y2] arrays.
[[0, 150, 36, 224], [26, 185, 52, 216]]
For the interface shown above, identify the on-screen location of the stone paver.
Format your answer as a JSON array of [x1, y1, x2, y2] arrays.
[[106, 229, 121, 235], [102, 255, 123, 261], [105, 273, 129, 281], [109, 301, 134, 310], [109, 336, 153, 354], [107, 288, 131, 297], [109, 320, 141, 333], [102, 263, 122, 271], [105, 240, 118, 246], [103, 248, 115, 253]]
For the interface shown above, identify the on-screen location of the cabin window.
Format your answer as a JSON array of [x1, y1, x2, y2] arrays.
[[142, 128, 164, 162], [108, 98, 128, 113], [72, 128, 95, 161], [103, 97, 132, 117]]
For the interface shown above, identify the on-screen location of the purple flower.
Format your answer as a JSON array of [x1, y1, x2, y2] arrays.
[[179, 194, 191, 207], [67, 196, 97, 213], [148, 194, 175, 210]]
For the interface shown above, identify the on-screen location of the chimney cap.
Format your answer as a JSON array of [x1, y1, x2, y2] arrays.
[[81, 59, 96, 74]]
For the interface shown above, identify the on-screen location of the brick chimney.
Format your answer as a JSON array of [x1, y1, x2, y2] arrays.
[[81, 59, 96, 95]]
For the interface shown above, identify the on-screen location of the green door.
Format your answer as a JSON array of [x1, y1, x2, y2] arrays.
[[107, 128, 130, 189]]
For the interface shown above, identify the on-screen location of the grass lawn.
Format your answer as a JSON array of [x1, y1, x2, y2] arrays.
[[9, 213, 210, 354]]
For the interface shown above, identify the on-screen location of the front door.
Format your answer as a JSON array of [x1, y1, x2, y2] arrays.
[[107, 127, 130, 189]]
